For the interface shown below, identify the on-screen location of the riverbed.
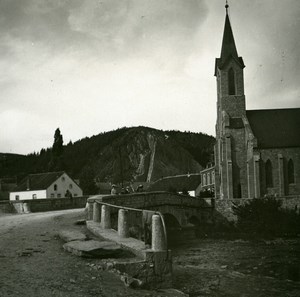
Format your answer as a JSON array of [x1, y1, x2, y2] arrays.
[[172, 238, 300, 296]]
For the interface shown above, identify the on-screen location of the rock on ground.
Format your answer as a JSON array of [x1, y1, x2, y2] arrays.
[[63, 240, 131, 258]]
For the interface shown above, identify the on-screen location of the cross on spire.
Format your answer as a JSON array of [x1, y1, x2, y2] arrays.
[[225, 0, 229, 14]]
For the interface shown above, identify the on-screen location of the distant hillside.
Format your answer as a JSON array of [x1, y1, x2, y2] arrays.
[[0, 127, 215, 191], [0, 153, 28, 182]]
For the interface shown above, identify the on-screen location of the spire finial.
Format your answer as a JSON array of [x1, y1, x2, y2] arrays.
[[225, 0, 229, 14]]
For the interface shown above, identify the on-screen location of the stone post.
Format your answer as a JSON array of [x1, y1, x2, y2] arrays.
[[118, 209, 129, 238], [151, 214, 167, 251], [87, 201, 93, 221], [23, 203, 31, 214], [93, 202, 101, 223], [101, 205, 111, 229]]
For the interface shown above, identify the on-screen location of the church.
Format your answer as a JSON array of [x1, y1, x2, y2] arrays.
[[201, 4, 300, 199]]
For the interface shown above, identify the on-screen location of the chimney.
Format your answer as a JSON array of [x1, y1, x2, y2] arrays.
[[26, 178, 30, 191]]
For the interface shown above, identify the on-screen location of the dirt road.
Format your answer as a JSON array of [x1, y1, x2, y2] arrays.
[[0, 210, 169, 297], [1, 210, 300, 297]]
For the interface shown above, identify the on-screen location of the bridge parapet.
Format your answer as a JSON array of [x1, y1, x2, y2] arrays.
[[86, 195, 172, 288], [88, 191, 210, 209]]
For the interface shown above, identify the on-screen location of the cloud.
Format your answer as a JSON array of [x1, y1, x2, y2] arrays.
[[0, 0, 299, 154]]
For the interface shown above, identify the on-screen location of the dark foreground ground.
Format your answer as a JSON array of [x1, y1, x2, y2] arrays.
[[0, 210, 169, 297], [0, 210, 300, 296], [172, 234, 300, 296]]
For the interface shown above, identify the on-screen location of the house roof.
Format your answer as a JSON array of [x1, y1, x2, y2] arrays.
[[14, 171, 65, 191], [246, 108, 300, 148], [148, 174, 201, 192]]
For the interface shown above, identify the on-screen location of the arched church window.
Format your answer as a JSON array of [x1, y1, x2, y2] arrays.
[[54, 184, 57, 191], [265, 160, 273, 188], [228, 68, 236, 95], [288, 159, 295, 184]]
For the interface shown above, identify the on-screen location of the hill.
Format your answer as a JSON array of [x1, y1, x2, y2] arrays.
[[0, 127, 215, 192]]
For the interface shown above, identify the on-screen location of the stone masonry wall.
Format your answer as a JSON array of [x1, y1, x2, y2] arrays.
[[0, 201, 14, 214], [214, 196, 300, 223], [0, 196, 88, 215], [259, 147, 300, 196], [92, 192, 206, 210]]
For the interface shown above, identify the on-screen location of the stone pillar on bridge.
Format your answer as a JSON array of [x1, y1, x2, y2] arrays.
[[118, 209, 129, 238], [101, 205, 111, 229], [151, 214, 167, 251], [93, 202, 101, 223], [87, 201, 94, 221]]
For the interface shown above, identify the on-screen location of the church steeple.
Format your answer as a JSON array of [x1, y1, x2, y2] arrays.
[[220, 12, 238, 62], [215, 2, 245, 76]]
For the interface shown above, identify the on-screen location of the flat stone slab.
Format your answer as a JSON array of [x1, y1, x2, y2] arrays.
[[87, 221, 146, 259], [63, 240, 132, 258], [58, 230, 87, 242]]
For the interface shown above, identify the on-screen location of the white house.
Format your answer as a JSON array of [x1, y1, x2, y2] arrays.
[[9, 171, 83, 201]]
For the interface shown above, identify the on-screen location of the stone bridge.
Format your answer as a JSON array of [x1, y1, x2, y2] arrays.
[[86, 191, 213, 288], [87, 191, 214, 250], [88, 191, 213, 230]]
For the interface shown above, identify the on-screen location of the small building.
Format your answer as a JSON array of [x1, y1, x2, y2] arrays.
[[200, 165, 215, 197], [9, 171, 83, 201]]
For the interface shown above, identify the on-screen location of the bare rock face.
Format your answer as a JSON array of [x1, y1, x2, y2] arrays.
[[90, 127, 203, 183]]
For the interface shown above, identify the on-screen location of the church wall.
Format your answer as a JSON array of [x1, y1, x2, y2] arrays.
[[219, 60, 244, 97], [218, 61, 245, 118], [216, 60, 247, 200], [228, 128, 248, 198], [259, 147, 300, 196], [246, 144, 255, 199]]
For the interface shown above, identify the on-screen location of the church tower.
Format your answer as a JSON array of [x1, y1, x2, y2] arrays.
[[214, 2, 248, 199]]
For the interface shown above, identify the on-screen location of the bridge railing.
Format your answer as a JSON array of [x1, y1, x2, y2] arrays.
[[89, 200, 168, 253]]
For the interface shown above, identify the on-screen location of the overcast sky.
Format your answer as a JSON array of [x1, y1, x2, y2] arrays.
[[1, 0, 299, 155]]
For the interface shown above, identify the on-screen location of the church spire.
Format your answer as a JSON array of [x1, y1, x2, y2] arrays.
[[220, 1, 238, 62], [214, 1, 245, 76]]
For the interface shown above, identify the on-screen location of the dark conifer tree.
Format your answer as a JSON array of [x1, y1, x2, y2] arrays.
[[52, 128, 63, 157], [49, 128, 65, 171]]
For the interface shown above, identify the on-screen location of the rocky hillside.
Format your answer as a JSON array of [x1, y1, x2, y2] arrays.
[[85, 127, 204, 183], [0, 127, 215, 189]]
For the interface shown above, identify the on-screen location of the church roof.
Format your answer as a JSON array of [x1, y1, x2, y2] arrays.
[[214, 11, 245, 75], [221, 14, 238, 61], [246, 108, 300, 148], [14, 171, 65, 191]]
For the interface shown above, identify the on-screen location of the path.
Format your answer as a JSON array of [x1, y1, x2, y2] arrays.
[[0, 210, 176, 297]]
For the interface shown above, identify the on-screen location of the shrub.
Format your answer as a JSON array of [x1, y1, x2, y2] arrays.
[[233, 198, 300, 237]]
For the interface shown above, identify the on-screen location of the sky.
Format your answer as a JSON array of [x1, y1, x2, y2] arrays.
[[0, 0, 299, 155]]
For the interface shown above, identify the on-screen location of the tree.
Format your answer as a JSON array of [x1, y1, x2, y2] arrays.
[[52, 128, 63, 157], [80, 166, 98, 195], [49, 128, 65, 171]]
